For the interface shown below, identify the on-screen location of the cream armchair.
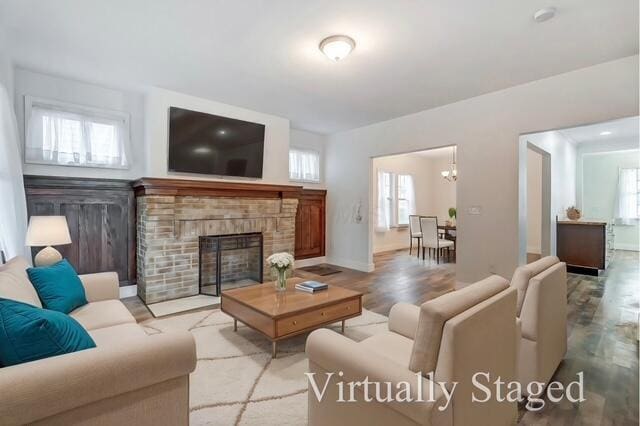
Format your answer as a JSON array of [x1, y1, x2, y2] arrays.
[[306, 276, 518, 426], [510, 256, 567, 395]]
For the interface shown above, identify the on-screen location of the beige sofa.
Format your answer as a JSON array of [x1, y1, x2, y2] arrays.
[[510, 256, 567, 395], [306, 275, 518, 426], [0, 257, 197, 426]]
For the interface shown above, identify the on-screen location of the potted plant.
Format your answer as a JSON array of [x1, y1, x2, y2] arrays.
[[266, 252, 295, 291], [447, 207, 457, 226]]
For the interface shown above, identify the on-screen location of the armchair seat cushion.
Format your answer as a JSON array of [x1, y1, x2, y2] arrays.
[[70, 300, 136, 331], [359, 331, 414, 366]]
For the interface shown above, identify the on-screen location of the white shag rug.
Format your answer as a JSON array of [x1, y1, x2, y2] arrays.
[[141, 308, 389, 426]]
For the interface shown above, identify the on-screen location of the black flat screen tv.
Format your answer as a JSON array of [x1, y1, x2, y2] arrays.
[[168, 107, 265, 178]]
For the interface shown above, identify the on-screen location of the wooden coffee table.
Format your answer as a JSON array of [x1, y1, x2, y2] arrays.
[[221, 278, 363, 358]]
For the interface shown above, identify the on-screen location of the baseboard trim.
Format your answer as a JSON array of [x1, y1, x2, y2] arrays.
[[119, 285, 137, 299], [373, 242, 410, 254], [295, 256, 327, 268], [326, 258, 375, 273], [614, 244, 639, 251]]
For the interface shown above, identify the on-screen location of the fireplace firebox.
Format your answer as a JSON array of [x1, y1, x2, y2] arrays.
[[199, 233, 263, 296]]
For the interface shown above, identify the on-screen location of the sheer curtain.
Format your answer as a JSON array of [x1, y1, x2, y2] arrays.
[[289, 149, 320, 182], [614, 168, 638, 225], [25, 100, 129, 169], [376, 170, 391, 232], [0, 83, 29, 259]]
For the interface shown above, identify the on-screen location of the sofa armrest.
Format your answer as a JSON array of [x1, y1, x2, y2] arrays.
[[79, 272, 120, 302], [0, 331, 196, 425], [306, 329, 451, 425], [388, 302, 420, 339]]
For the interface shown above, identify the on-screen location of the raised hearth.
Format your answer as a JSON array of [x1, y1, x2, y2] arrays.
[[134, 178, 301, 303]]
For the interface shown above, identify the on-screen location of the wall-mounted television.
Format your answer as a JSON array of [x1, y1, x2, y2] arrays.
[[168, 107, 265, 178]]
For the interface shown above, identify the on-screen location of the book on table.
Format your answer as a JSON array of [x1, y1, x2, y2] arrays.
[[295, 281, 328, 293]]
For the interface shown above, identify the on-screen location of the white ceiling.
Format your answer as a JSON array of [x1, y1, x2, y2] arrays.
[[1, 0, 638, 134], [560, 116, 639, 144]]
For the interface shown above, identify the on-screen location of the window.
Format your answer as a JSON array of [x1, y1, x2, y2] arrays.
[[289, 148, 320, 183], [24, 96, 130, 169], [376, 171, 415, 230], [615, 168, 639, 223]]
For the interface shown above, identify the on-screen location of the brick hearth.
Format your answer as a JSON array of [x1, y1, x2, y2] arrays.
[[134, 179, 300, 303]]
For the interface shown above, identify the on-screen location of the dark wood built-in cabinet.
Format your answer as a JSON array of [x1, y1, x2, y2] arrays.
[[24, 175, 136, 286], [556, 220, 611, 274], [294, 189, 326, 260]]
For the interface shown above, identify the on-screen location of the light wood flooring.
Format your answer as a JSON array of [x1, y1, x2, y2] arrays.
[[123, 249, 638, 425]]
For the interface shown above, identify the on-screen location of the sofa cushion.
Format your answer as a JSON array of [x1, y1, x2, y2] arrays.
[[27, 259, 88, 314], [359, 331, 414, 366], [0, 298, 95, 366], [0, 257, 42, 307], [88, 323, 149, 347], [70, 300, 136, 331], [409, 275, 509, 375], [511, 256, 559, 316]]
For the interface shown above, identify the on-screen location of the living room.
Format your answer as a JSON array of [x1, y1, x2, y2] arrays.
[[0, 1, 638, 425]]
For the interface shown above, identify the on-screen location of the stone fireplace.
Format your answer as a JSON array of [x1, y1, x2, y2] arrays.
[[134, 178, 300, 304]]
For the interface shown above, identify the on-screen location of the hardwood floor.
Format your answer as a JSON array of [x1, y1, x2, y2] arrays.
[[123, 248, 638, 425]]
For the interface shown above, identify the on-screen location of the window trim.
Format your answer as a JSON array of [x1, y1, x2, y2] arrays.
[[377, 171, 412, 229], [288, 147, 321, 184], [23, 95, 132, 170]]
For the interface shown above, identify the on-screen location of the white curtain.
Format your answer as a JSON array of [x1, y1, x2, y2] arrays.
[[25, 102, 129, 169], [0, 84, 29, 260], [614, 168, 638, 225], [289, 148, 320, 182], [376, 170, 391, 232], [405, 174, 416, 218]]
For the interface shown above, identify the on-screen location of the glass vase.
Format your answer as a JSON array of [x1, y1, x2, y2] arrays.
[[274, 268, 287, 292]]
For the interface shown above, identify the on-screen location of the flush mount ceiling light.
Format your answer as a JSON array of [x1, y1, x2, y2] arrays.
[[533, 7, 556, 23], [600, 131, 612, 136], [319, 35, 356, 62]]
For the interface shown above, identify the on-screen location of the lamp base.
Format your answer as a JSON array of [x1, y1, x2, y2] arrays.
[[34, 246, 63, 267]]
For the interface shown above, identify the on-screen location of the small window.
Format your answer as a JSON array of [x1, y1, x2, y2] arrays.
[[397, 174, 412, 226], [24, 96, 130, 169], [376, 171, 415, 230], [289, 148, 320, 183]]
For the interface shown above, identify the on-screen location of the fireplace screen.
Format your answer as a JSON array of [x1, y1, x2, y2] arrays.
[[199, 233, 263, 296]]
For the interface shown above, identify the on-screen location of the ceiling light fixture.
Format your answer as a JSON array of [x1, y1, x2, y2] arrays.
[[533, 7, 556, 23], [441, 147, 458, 182], [319, 35, 356, 62], [599, 131, 612, 136]]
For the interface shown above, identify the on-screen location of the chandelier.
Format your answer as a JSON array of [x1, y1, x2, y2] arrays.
[[441, 147, 457, 182]]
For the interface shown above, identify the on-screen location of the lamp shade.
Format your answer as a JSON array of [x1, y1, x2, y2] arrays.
[[25, 216, 72, 247]]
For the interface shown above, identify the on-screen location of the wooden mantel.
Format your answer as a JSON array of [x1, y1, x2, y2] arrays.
[[132, 177, 304, 199]]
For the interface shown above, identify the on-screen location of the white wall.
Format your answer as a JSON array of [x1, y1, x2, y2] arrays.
[[527, 149, 542, 254], [0, 28, 13, 100], [326, 55, 638, 280], [289, 128, 326, 189], [581, 150, 640, 251], [145, 87, 290, 184], [371, 151, 457, 253], [13, 69, 146, 180]]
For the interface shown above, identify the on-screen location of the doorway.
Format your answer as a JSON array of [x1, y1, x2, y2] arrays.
[[526, 144, 551, 262]]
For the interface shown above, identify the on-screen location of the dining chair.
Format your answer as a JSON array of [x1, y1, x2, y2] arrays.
[[420, 216, 454, 264], [408, 215, 422, 258]]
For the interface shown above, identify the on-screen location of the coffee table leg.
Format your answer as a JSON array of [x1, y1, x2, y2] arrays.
[[341, 320, 345, 334], [233, 319, 237, 332], [272, 341, 277, 358]]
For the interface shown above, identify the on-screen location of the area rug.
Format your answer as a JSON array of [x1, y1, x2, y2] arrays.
[[141, 308, 388, 425]]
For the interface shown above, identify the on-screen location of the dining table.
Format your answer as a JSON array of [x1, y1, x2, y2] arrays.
[[437, 224, 457, 254]]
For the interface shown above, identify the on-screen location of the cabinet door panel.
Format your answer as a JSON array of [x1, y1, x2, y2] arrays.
[[294, 191, 326, 260]]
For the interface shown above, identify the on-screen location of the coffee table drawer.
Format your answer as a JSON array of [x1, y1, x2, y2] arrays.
[[276, 298, 360, 337]]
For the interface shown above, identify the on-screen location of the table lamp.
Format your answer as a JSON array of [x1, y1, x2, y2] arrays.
[[25, 216, 72, 266]]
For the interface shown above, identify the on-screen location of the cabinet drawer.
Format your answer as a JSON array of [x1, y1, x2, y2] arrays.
[[276, 298, 360, 337]]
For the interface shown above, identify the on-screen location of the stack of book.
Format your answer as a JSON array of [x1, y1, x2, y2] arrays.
[[295, 281, 328, 293]]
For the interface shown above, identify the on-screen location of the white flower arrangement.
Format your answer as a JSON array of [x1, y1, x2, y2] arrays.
[[266, 252, 295, 271]]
